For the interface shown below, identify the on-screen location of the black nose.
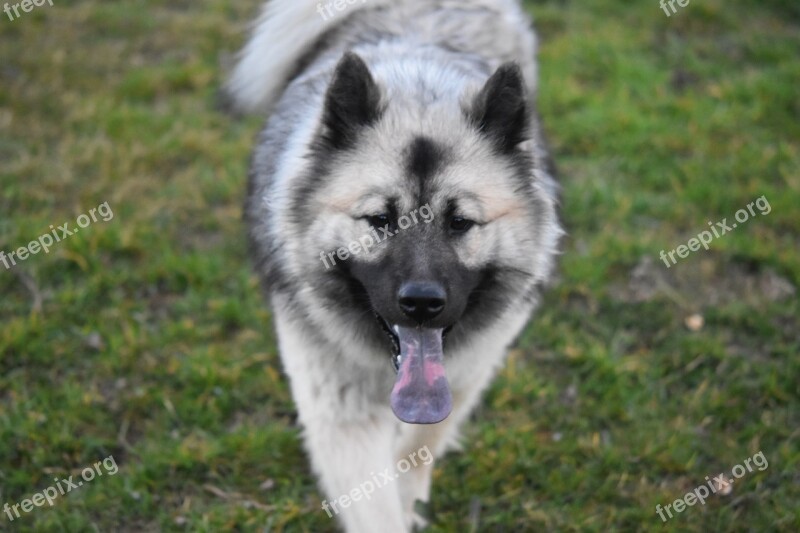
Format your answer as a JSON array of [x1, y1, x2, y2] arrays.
[[398, 282, 446, 323]]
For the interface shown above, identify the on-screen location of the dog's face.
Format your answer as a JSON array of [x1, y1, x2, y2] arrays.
[[287, 54, 560, 423]]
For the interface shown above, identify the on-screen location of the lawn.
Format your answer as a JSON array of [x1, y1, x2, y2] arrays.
[[0, 0, 797, 531]]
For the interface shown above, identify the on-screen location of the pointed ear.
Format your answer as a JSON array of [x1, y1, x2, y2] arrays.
[[468, 62, 528, 153], [321, 52, 382, 150]]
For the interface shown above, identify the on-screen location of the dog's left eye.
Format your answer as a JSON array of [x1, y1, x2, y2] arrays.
[[449, 216, 474, 233]]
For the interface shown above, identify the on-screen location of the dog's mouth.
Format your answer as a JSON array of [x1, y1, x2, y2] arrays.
[[374, 313, 453, 424]]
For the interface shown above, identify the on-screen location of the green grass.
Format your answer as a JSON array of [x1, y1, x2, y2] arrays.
[[0, 0, 798, 531]]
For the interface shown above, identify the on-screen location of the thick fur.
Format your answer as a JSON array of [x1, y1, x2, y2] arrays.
[[230, 1, 562, 531]]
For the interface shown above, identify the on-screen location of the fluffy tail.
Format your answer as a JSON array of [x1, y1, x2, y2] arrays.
[[226, 0, 381, 114]]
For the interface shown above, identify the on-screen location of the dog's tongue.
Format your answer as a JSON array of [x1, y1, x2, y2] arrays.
[[390, 327, 452, 424]]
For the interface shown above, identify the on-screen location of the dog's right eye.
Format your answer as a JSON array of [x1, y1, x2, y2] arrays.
[[367, 214, 390, 228]]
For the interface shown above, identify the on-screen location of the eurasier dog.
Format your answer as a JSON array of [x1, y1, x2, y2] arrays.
[[227, 0, 562, 530]]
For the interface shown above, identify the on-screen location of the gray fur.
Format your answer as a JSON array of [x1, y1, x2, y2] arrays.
[[232, 1, 563, 531]]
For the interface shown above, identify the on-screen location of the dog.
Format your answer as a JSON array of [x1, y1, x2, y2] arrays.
[[227, 1, 562, 530]]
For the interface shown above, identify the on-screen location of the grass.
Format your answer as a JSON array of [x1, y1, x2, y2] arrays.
[[0, 0, 798, 531]]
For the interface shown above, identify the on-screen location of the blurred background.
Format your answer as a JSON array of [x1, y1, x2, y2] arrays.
[[0, 0, 797, 531]]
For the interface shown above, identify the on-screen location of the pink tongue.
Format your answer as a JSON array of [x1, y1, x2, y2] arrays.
[[390, 327, 452, 424]]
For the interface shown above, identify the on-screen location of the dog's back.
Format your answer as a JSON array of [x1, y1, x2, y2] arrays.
[[227, 0, 539, 115]]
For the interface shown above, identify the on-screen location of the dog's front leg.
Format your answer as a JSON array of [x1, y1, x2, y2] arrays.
[[303, 414, 407, 533], [274, 312, 408, 532], [275, 313, 407, 533]]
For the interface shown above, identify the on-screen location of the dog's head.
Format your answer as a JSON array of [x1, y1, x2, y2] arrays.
[[287, 53, 561, 423]]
